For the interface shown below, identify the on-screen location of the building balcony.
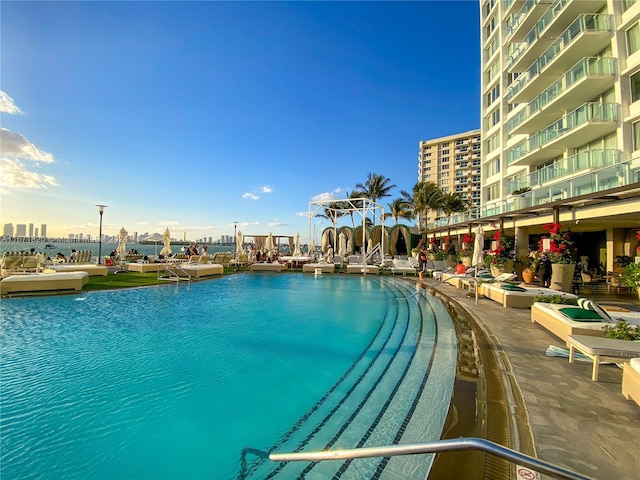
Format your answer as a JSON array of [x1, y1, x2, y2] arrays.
[[507, 149, 622, 192], [507, 14, 613, 103], [507, 0, 555, 43], [507, 57, 617, 135], [504, 0, 527, 18], [507, 102, 619, 167], [506, 0, 607, 73], [429, 157, 639, 229]]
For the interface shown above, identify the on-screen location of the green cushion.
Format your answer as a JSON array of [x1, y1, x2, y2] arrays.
[[558, 307, 604, 321], [478, 273, 493, 278], [501, 284, 527, 292]]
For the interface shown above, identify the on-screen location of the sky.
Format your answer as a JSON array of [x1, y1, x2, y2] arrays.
[[0, 1, 480, 243]]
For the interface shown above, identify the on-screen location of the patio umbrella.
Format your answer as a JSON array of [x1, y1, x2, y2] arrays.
[[266, 232, 274, 254], [472, 225, 484, 270], [367, 238, 373, 255], [236, 230, 244, 258], [308, 240, 315, 257], [146, 232, 164, 257], [294, 232, 302, 256], [338, 232, 346, 257], [160, 228, 172, 257], [116, 227, 127, 259]]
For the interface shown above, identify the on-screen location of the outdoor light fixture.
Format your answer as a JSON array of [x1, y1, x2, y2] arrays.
[[95, 204, 108, 264]]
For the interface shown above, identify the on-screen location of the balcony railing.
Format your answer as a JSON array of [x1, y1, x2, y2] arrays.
[[507, 102, 619, 165], [428, 156, 639, 229], [507, 57, 617, 133], [506, 0, 546, 39], [507, 14, 613, 101], [507, 149, 621, 192]]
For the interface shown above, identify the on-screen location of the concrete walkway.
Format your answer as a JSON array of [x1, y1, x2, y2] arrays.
[[423, 279, 640, 480]]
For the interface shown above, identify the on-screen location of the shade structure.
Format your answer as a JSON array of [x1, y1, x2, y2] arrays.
[[116, 227, 127, 258], [160, 228, 172, 257], [236, 230, 244, 257], [294, 232, 302, 256], [472, 226, 484, 268], [309, 240, 316, 256], [338, 232, 346, 257]]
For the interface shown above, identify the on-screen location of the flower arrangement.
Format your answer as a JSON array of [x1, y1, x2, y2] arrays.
[[461, 233, 474, 254], [538, 222, 575, 264], [487, 230, 513, 267]]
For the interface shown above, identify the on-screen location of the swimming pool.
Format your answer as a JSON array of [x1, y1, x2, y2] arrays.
[[0, 274, 456, 479]]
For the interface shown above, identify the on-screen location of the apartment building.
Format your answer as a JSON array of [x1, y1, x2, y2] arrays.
[[433, 0, 640, 270], [418, 130, 482, 225]]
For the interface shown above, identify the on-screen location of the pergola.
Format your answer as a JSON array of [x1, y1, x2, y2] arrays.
[[307, 198, 385, 256]]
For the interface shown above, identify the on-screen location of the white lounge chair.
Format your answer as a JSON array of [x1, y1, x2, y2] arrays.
[[482, 283, 577, 309], [390, 259, 417, 276], [622, 358, 640, 406]]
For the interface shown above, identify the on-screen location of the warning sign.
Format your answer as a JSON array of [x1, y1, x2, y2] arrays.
[[516, 466, 539, 480]]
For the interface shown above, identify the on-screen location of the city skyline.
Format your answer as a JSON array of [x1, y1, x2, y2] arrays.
[[0, 1, 481, 243]]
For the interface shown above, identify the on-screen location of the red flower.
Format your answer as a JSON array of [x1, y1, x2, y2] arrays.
[[462, 233, 473, 244]]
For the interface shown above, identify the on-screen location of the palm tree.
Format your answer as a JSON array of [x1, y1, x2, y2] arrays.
[[439, 193, 467, 225], [383, 198, 415, 225], [355, 173, 396, 226], [315, 203, 344, 229], [412, 181, 443, 237], [343, 190, 365, 227]]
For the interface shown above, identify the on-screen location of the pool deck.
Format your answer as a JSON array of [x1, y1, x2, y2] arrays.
[[422, 279, 640, 480]]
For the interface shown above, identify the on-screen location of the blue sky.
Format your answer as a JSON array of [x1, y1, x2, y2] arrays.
[[1, 1, 480, 242]]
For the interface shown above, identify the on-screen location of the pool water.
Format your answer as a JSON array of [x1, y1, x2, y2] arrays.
[[1, 274, 456, 479]]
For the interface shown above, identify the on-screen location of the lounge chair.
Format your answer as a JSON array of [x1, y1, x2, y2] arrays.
[[622, 358, 640, 407], [49, 263, 108, 276], [567, 335, 640, 381], [175, 263, 224, 278], [481, 282, 577, 309], [531, 300, 640, 343], [390, 259, 417, 276], [302, 263, 336, 274]]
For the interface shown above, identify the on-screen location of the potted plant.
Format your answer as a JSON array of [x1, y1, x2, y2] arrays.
[[460, 233, 474, 267], [538, 222, 577, 293], [622, 262, 640, 300], [487, 230, 513, 276]]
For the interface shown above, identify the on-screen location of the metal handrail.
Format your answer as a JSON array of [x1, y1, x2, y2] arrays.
[[268, 437, 594, 480]]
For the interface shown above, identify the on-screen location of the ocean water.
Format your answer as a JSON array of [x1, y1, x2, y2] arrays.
[[0, 275, 456, 479]]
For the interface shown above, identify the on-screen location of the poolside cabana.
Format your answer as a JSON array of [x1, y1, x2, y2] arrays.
[[353, 226, 370, 254], [321, 228, 335, 253], [370, 225, 389, 256], [337, 226, 354, 256], [387, 224, 414, 257]]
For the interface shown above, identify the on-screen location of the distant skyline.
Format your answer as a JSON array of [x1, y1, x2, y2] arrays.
[[0, 1, 481, 242]]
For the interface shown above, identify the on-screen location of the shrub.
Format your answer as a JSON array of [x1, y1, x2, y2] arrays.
[[604, 320, 640, 341], [532, 294, 578, 305]]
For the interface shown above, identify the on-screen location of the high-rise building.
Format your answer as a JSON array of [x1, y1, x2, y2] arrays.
[[28, 223, 34, 237], [418, 129, 482, 225], [41, 224, 47, 238], [3, 223, 14, 237], [432, 0, 640, 270], [15, 224, 27, 237]]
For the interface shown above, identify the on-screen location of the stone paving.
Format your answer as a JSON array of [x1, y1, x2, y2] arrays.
[[422, 280, 640, 480]]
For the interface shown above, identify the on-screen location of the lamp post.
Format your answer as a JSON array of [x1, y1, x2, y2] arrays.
[[95, 204, 108, 264], [233, 221, 238, 258]]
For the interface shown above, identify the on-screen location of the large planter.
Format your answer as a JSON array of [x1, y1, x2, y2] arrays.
[[433, 260, 445, 271], [637, 287, 640, 301], [522, 267, 535, 284], [490, 260, 514, 278], [461, 256, 472, 267], [550, 263, 576, 292]]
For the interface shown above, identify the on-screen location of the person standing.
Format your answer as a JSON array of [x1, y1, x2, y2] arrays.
[[536, 253, 552, 287], [418, 247, 428, 281]]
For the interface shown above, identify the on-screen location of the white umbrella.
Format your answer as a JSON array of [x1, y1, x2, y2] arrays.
[[266, 232, 274, 254], [116, 227, 127, 259], [309, 240, 316, 257], [472, 226, 484, 269], [236, 230, 244, 257], [338, 232, 346, 257], [367, 238, 373, 255], [294, 232, 302, 256], [160, 227, 172, 257], [146, 232, 164, 257]]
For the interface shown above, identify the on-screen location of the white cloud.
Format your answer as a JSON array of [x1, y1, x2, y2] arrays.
[[243, 192, 259, 200], [0, 91, 22, 114], [311, 188, 342, 203], [261, 185, 272, 193], [0, 157, 58, 189], [268, 221, 288, 228], [1, 128, 55, 163]]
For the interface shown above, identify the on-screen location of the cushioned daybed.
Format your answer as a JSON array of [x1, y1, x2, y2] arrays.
[[531, 301, 640, 344], [482, 283, 577, 309], [622, 358, 640, 407], [346, 264, 380, 275], [1, 271, 89, 294], [125, 262, 166, 273], [174, 263, 224, 278], [249, 263, 285, 272], [49, 264, 108, 276], [301, 263, 336, 274]]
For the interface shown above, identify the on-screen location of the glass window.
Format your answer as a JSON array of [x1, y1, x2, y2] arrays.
[[627, 23, 640, 56], [622, 0, 637, 13], [631, 71, 640, 102], [633, 121, 640, 151]]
